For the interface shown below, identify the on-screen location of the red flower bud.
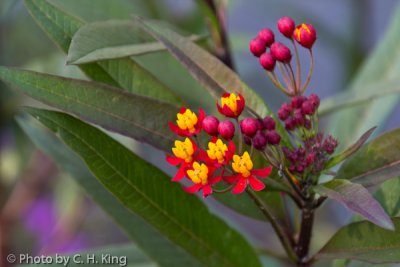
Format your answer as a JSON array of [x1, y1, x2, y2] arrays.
[[202, 115, 219, 136], [323, 136, 338, 155], [294, 109, 305, 126], [249, 37, 266, 57], [262, 116, 276, 130], [253, 131, 267, 150], [309, 94, 320, 108], [266, 131, 281, 145], [270, 42, 292, 63], [301, 100, 315, 115], [257, 28, 275, 46], [277, 16, 295, 38], [218, 120, 235, 140], [244, 135, 252, 146], [293, 23, 317, 49], [291, 96, 306, 109], [285, 117, 296, 130], [240, 118, 259, 137], [259, 52, 276, 71], [306, 152, 316, 165]]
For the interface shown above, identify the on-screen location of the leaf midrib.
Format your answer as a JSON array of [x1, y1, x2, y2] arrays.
[[37, 113, 235, 267]]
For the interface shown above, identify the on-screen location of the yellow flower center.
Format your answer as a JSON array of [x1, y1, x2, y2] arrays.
[[176, 109, 198, 133], [172, 138, 194, 163], [187, 162, 209, 185], [232, 151, 253, 177], [295, 24, 311, 41], [221, 93, 240, 114], [207, 139, 228, 164]]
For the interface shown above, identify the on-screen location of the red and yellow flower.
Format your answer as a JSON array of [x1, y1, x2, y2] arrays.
[[224, 151, 272, 194], [166, 138, 197, 181], [217, 93, 245, 118], [183, 162, 223, 198], [169, 107, 205, 137], [204, 137, 235, 167]]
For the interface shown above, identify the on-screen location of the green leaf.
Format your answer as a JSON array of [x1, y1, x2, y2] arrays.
[[26, 108, 262, 267], [337, 128, 400, 188], [317, 218, 400, 264], [314, 179, 393, 230], [17, 115, 203, 267], [325, 127, 376, 169], [0, 67, 177, 151], [67, 20, 206, 64], [25, 0, 181, 104], [374, 177, 400, 217], [328, 4, 400, 146], [135, 17, 291, 147], [17, 243, 156, 267]]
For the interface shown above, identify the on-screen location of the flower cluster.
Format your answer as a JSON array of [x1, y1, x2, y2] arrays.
[[249, 16, 317, 96], [167, 93, 272, 197], [278, 94, 320, 131], [283, 133, 338, 177], [165, 16, 340, 200]]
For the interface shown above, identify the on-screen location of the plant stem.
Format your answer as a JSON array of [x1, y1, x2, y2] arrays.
[[235, 118, 243, 154], [246, 189, 298, 263], [203, 0, 235, 70], [296, 207, 315, 266]]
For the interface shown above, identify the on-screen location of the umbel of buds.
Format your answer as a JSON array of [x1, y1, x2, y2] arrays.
[[249, 16, 317, 96]]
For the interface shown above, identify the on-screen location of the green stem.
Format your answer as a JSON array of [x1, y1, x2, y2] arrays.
[[235, 118, 243, 154], [292, 39, 302, 90], [301, 50, 314, 93], [246, 189, 298, 263]]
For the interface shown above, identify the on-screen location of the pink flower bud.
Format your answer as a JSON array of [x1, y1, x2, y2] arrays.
[[291, 96, 306, 108], [259, 52, 276, 71], [306, 152, 316, 165], [249, 37, 266, 57], [218, 120, 235, 140], [266, 131, 281, 145], [309, 94, 320, 108], [258, 28, 275, 46], [293, 23, 317, 49], [294, 109, 305, 126], [240, 118, 259, 137], [277, 16, 295, 38], [285, 117, 296, 130], [202, 115, 219, 136], [270, 42, 292, 63], [262, 116, 276, 130], [253, 131, 267, 150], [301, 100, 315, 115], [244, 135, 252, 146]]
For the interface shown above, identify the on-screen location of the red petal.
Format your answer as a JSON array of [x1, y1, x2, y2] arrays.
[[210, 136, 218, 143], [237, 94, 245, 114], [251, 167, 272, 177], [198, 108, 205, 122], [232, 178, 247, 194], [223, 175, 240, 184], [172, 166, 186, 181], [248, 176, 266, 191], [225, 141, 236, 162], [183, 183, 202, 194], [222, 93, 231, 98], [217, 103, 224, 115], [222, 105, 235, 117], [166, 156, 181, 165], [179, 107, 187, 114], [168, 121, 185, 136], [189, 138, 197, 152], [202, 185, 213, 197]]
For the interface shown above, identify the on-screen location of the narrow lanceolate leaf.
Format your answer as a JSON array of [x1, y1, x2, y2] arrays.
[[25, 0, 181, 104], [328, 3, 400, 146], [317, 218, 400, 264], [67, 20, 206, 64], [0, 67, 177, 151], [314, 179, 394, 230], [337, 128, 400, 188], [17, 115, 203, 267], [135, 17, 291, 146], [17, 244, 156, 267], [325, 127, 376, 169], [27, 108, 262, 267]]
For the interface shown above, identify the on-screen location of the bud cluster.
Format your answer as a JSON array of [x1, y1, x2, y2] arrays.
[[241, 116, 281, 150], [283, 133, 338, 176], [249, 16, 317, 96]]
